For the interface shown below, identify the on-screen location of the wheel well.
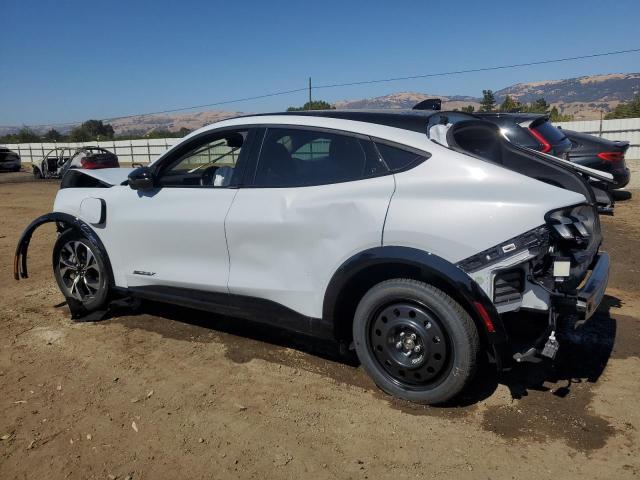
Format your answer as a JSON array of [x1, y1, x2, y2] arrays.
[[328, 262, 488, 346], [14, 212, 114, 286]]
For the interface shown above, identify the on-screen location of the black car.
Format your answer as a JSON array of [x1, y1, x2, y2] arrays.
[[0, 147, 21, 172], [473, 112, 573, 158], [560, 129, 630, 189], [414, 103, 623, 203], [413, 100, 573, 158]]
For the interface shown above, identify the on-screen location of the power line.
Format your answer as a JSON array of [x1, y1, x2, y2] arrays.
[[4, 47, 640, 128], [313, 48, 640, 90], [9, 86, 310, 128]]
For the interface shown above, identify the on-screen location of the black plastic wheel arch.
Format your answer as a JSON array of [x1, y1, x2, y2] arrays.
[[322, 246, 507, 345], [14, 212, 113, 284]]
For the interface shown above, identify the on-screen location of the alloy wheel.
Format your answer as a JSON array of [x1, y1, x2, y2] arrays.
[[57, 240, 102, 301]]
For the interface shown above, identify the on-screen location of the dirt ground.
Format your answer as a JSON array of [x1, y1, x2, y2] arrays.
[[1, 175, 639, 480]]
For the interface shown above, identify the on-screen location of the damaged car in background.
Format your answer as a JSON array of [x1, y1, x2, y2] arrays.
[[14, 110, 610, 404], [414, 99, 623, 211], [33, 146, 119, 179]]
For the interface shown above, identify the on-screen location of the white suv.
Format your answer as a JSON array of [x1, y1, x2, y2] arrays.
[[15, 111, 610, 404]]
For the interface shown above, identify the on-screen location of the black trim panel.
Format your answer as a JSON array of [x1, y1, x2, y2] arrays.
[[322, 246, 507, 344], [127, 285, 334, 340], [14, 212, 114, 283]]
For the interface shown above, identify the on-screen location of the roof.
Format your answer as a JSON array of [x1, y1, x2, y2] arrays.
[[473, 112, 548, 124], [241, 109, 435, 133], [239, 109, 549, 131]]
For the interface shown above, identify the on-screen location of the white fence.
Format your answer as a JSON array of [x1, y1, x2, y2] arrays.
[[3, 117, 640, 167], [2, 138, 182, 165], [555, 117, 640, 159]]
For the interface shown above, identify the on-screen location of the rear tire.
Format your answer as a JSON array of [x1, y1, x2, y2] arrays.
[[353, 278, 480, 404], [52, 230, 110, 313]]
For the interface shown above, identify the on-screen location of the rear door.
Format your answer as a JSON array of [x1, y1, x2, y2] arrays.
[[225, 126, 395, 318]]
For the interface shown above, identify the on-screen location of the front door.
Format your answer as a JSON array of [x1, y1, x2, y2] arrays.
[[107, 128, 253, 292]]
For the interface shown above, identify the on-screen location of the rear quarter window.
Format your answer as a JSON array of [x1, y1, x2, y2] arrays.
[[375, 142, 430, 172]]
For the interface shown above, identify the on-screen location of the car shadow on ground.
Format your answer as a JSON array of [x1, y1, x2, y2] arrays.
[[497, 294, 619, 400], [84, 293, 620, 409]]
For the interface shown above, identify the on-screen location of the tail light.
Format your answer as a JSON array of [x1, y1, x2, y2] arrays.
[[597, 151, 624, 163], [528, 127, 552, 153], [456, 226, 549, 273], [80, 157, 101, 169], [545, 205, 594, 244]]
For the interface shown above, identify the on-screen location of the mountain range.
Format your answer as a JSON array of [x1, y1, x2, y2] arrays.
[[335, 73, 640, 119], [3, 73, 639, 136]]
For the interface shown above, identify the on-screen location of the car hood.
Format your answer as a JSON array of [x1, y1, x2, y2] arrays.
[[65, 167, 135, 186]]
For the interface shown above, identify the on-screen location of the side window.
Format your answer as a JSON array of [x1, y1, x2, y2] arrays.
[[158, 130, 247, 187], [375, 142, 429, 171], [254, 128, 386, 187]]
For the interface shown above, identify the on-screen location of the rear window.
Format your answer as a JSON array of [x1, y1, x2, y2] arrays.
[[532, 121, 567, 144]]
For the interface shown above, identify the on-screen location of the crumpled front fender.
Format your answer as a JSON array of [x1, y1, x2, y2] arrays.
[[14, 212, 110, 281]]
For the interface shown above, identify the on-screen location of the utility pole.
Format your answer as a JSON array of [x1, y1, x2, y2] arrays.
[[599, 109, 603, 137], [308, 77, 312, 107]]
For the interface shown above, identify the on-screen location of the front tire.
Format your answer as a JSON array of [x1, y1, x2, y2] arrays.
[[52, 230, 110, 313], [353, 279, 480, 404]]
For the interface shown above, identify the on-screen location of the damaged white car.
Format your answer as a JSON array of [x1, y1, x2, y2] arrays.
[[14, 111, 611, 404]]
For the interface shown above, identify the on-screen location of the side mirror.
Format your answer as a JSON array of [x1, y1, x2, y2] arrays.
[[128, 166, 154, 191]]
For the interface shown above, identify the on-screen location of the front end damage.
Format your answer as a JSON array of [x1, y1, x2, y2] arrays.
[[14, 213, 66, 280], [14, 212, 115, 319], [14, 212, 109, 280], [457, 202, 609, 365]]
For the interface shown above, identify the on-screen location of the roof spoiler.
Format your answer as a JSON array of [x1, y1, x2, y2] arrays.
[[412, 99, 442, 111]]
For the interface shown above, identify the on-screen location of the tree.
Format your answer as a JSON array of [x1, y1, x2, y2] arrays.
[[43, 128, 63, 142], [527, 97, 550, 114], [16, 127, 40, 143], [499, 95, 523, 112], [479, 90, 496, 112], [460, 105, 475, 113], [68, 119, 115, 142], [69, 126, 92, 142], [548, 107, 572, 122], [81, 119, 115, 139], [605, 95, 640, 119], [287, 100, 334, 111], [177, 127, 192, 137]]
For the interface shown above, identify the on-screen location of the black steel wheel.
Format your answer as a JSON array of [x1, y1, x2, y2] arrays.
[[353, 279, 480, 404], [369, 302, 450, 386]]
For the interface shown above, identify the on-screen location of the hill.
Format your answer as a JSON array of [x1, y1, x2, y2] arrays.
[[335, 73, 640, 119], [3, 73, 639, 137]]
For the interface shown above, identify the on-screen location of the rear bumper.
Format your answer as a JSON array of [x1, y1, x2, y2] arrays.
[[498, 252, 609, 367], [0, 160, 21, 171], [575, 252, 609, 321], [610, 167, 630, 189]]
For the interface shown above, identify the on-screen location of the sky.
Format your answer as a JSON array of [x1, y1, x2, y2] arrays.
[[1, 0, 639, 126]]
